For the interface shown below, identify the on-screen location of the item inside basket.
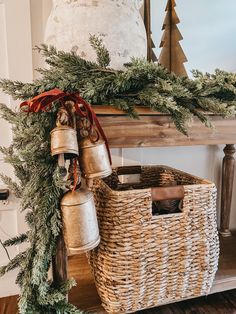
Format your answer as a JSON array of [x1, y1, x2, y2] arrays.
[[110, 168, 184, 215], [152, 199, 183, 216]]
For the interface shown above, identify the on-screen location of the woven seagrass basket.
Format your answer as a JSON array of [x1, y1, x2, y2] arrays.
[[89, 165, 219, 313]]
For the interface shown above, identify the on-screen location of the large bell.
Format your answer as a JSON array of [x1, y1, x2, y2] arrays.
[[79, 137, 112, 179], [51, 125, 79, 159], [61, 187, 100, 255]]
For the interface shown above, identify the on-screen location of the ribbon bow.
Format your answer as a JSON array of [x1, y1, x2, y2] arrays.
[[20, 88, 112, 164]]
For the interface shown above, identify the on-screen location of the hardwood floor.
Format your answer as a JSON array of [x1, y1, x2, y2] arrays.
[[68, 254, 236, 314], [139, 290, 236, 314], [1, 290, 236, 314], [1, 234, 236, 314], [68, 233, 236, 313], [0, 295, 18, 314]]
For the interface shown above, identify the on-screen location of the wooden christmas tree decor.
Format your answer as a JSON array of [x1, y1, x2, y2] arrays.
[[159, 0, 188, 77], [144, 0, 158, 62]]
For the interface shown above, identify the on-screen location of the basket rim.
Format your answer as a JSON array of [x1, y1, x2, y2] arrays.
[[99, 165, 215, 196]]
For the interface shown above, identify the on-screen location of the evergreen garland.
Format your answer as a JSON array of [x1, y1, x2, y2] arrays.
[[0, 36, 236, 313], [0, 105, 82, 313], [0, 36, 235, 134]]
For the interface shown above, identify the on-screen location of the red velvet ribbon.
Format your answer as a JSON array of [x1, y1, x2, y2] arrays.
[[20, 88, 112, 164]]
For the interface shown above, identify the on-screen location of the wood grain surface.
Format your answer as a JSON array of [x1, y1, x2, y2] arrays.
[[0, 295, 18, 314], [94, 113, 236, 148], [220, 145, 236, 237], [1, 233, 236, 314]]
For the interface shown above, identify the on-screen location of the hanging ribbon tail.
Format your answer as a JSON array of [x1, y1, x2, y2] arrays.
[[75, 96, 95, 136], [73, 158, 79, 192], [20, 88, 67, 112], [19, 88, 112, 165], [74, 96, 112, 165]]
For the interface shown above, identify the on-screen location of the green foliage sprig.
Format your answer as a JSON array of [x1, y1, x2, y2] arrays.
[[0, 104, 82, 314], [0, 36, 236, 134]]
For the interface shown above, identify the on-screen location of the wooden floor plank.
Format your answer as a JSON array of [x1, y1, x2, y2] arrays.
[[0, 295, 18, 314], [68, 233, 236, 313], [1, 234, 236, 314], [2, 291, 236, 314]]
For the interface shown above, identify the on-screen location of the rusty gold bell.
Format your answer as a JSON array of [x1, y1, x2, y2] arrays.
[[61, 187, 100, 255], [79, 137, 112, 179], [51, 125, 79, 159]]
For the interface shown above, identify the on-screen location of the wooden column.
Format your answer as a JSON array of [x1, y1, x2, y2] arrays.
[[144, 0, 152, 61], [220, 144, 236, 237], [144, 0, 157, 62], [52, 233, 68, 286]]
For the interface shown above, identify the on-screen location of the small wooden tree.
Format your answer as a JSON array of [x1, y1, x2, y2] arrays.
[[159, 0, 188, 77], [144, 0, 158, 62]]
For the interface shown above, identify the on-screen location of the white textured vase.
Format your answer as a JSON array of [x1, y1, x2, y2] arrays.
[[45, 0, 147, 69]]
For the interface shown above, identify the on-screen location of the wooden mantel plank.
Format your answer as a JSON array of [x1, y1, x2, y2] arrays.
[[93, 105, 214, 116], [96, 113, 236, 148]]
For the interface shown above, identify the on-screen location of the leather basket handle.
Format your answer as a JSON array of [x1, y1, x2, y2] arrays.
[[116, 166, 185, 202], [151, 186, 184, 201]]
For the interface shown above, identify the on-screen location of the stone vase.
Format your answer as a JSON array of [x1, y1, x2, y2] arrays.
[[45, 0, 147, 69]]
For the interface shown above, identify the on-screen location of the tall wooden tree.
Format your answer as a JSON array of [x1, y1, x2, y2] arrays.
[[144, 0, 158, 62], [159, 0, 188, 77]]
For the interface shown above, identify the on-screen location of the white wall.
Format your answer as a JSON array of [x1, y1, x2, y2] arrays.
[[0, 0, 235, 298], [149, 0, 236, 228], [0, 0, 33, 297], [151, 0, 236, 74]]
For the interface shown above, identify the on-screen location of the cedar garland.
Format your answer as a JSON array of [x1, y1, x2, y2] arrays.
[[0, 105, 82, 313], [0, 36, 235, 313], [0, 36, 235, 134]]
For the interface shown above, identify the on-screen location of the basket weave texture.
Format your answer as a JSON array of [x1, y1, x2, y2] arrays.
[[89, 166, 219, 313]]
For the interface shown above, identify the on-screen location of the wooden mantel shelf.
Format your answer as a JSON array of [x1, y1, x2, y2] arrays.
[[94, 106, 236, 148]]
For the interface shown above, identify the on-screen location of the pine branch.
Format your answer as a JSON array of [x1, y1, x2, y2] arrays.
[[197, 97, 236, 117], [3, 233, 28, 247], [0, 239, 11, 261], [0, 251, 27, 276], [89, 34, 111, 68], [0, 174, 22, 198], [0, 103, 18, 123]]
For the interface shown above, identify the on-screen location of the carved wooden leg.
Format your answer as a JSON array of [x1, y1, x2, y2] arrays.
[[144, 0, 152, 62], [220, 144, 236, 237], [52, 233, 68, 286]]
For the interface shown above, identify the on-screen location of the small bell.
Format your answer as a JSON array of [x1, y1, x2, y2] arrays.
[[51, 125, 79, 159], [61, 187, 100, 255], [79, 137, 112, 179], [51, 104, 79, 160]]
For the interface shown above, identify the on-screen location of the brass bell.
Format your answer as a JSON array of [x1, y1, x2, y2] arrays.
[[61, 187, 100, 255], [51, 125, 79, 159], [79, 137, 112, 179]]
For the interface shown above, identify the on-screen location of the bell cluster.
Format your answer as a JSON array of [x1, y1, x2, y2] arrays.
[[50, 105, 112, 255]]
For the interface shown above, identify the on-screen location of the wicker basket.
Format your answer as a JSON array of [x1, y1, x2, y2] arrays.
[[89, 165, 219, 313]]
